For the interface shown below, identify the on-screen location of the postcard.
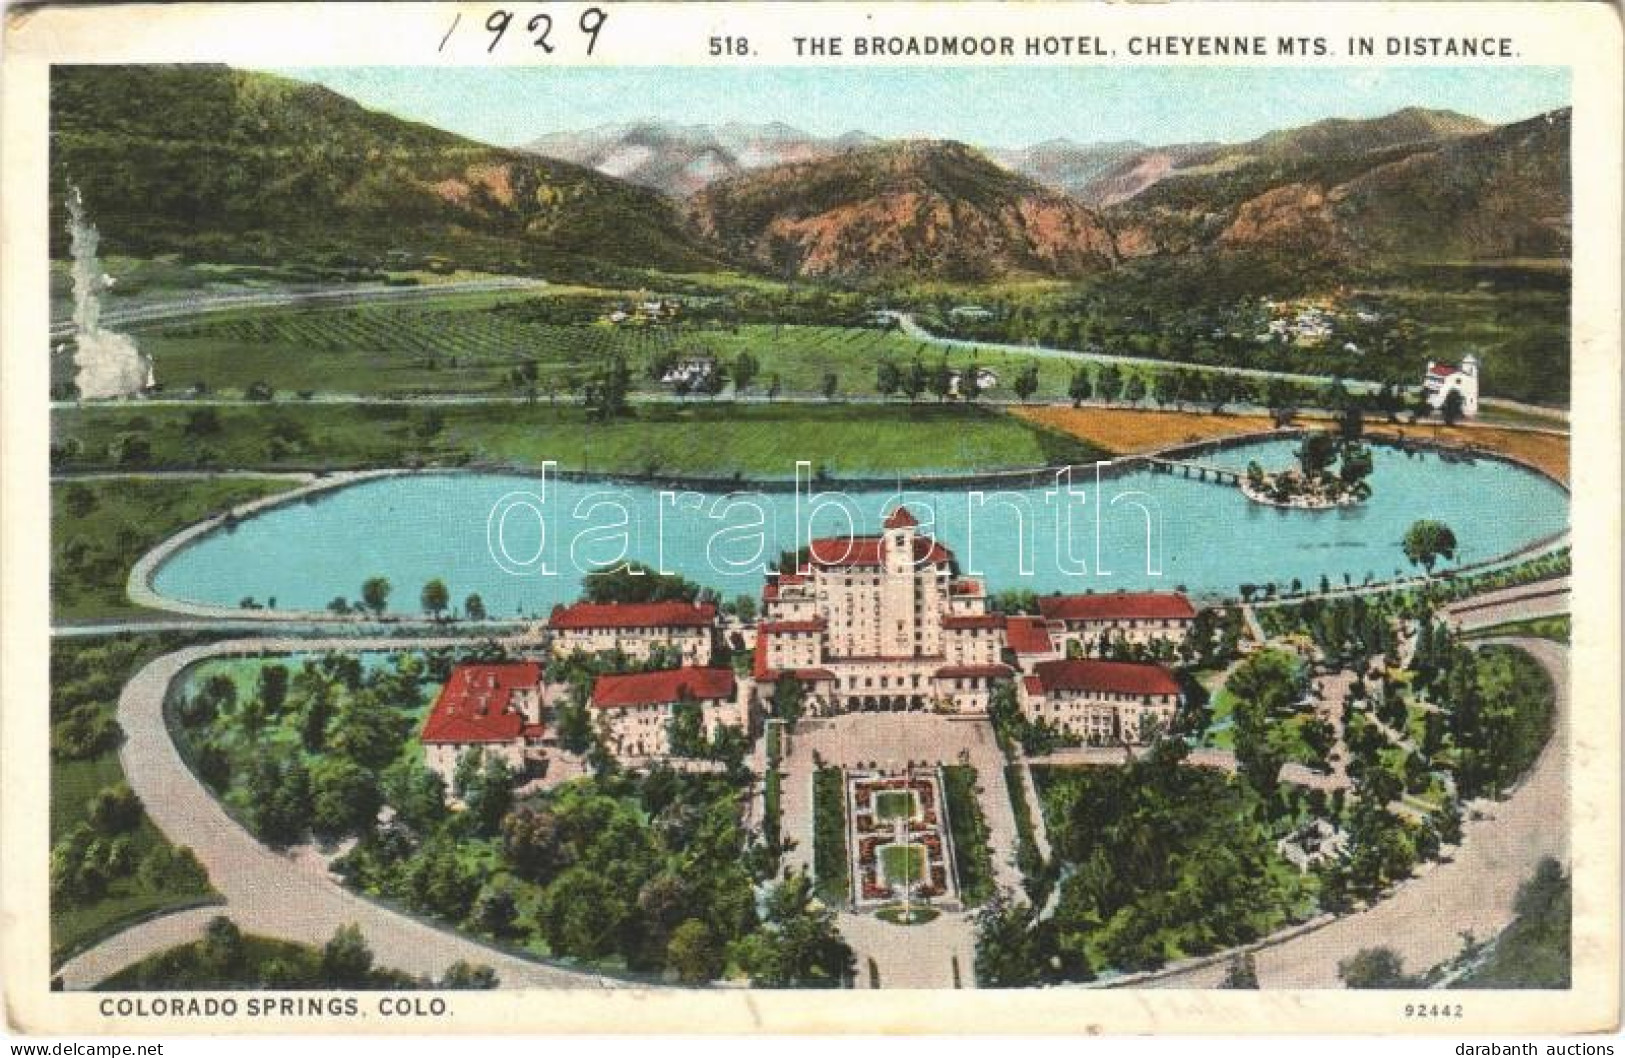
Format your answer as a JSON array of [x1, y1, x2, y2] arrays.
[[1, 0, 1619, 1036]]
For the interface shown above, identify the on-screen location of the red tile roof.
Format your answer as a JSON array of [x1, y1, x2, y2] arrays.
[[934, 664, 1013, 679], [1005, 616, 1055, 655], [883, 506, 919, 529], [950, 580, 984, 595], [591, 667, 735, 709], [1429, 363, 1462, 378], [421, 663, 543, 744], [806, 535, 953, 568], [548, 600, 717, 630], [1030, 659, 1181, 697], [1023, 676, 1044, 696], [1037, 592, 1196, 623], [942, 614, 1004, 630]]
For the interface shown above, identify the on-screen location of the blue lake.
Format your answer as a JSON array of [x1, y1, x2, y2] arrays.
[[151, 439, 1569, 617]]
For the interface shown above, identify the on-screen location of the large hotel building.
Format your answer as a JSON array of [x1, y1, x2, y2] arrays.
[[421, 508, 1199, 778], [751, 507, 1193, 740]]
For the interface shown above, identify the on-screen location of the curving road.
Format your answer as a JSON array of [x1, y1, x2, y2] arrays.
[[57, 635, 618, 990], [1139, 636, 1568, 989]]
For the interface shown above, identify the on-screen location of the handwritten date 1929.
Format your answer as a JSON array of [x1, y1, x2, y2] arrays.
[[439, 7, 609, 56]]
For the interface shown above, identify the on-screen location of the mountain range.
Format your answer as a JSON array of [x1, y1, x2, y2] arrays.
[[525, 122, 881, 200], [51, 66, 1570, 284], [50, 65, 721, 278]]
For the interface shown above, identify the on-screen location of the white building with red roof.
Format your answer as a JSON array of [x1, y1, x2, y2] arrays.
[[590, 666, 745, 761], [754, 507, 1010, 715], [420, 662, 550, 783], [1036, 590, 1196, 655], [1422, 354, 1480, 417], [1018, 658, 1182, 745], [546, 599, 717, 664]]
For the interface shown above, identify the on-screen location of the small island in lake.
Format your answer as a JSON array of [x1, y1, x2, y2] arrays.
[[1242, 432, 1374, 509]]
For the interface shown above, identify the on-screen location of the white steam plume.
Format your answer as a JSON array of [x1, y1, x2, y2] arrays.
[[67, 182, 153, 399]]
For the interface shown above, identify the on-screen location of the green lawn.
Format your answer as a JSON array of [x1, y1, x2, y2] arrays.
[[879, 843, 926, 887], [812, 768, 850, 906], [940, 766, 996, 906], [53, 476, 299, 621], [874, 790, 916, 821], [52, 402, 1109, 479]]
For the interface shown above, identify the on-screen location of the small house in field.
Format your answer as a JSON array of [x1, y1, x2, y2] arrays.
[[1423, 354, 1480, 417]]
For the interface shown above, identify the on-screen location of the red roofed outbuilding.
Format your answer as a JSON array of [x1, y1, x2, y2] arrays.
[[1019, 658, 1183, 746], [546, 600, 717, 664], [589, 666, 748, 761], [420, 663, 549, 782], [1036, 591, 1196, 653]]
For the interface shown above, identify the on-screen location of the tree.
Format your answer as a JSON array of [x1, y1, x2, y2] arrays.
[[1013, 364, 1040, 403], [1096, 364, 1121, 404], [903, 359, 929, 402], [255, 663, 290, 714], [460, 753, 515, 836], [875, 360, 901, 399], [440, 961, 499, 989], [1339, 404, 1365, 442], [581, 560, 701, 604], [931, 360, 954, 403], [361, 576, 391, 617], [464, 593, 487, 621], [420, 578, 450, 618], [733, 872, 853, 987], [1337, 946, 1409, 988], [502, 806, 566, 885], [584, 356, 634, 421], [87, 782, 143, 835], [381, 757, 448, 833], [1221, 952, 1259, 988], [821, 371, 839, 401], [668, 918, 724, 983], [472, 882, 521, 938], [1298, 431, 1338, 477], [199, 916, 246, 978], [1402, 520, 1458, 575], [310, 757, 382, 839], [732, 351, 760, 396], [320, 924, 376, 987], [973, 894, 1044, 987], [774, 674, 807, 726], [1339, 443, 1374, 487], [1068, 367, 1092, 407], [330, 691, 412, 771]]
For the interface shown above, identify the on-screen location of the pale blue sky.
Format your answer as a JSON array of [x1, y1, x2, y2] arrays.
[[278, 65, 1569, 149]]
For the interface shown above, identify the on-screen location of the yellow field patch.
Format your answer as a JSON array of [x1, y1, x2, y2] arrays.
[[1011, 405, 1569, 484], [1011, 406, 1277, 455]]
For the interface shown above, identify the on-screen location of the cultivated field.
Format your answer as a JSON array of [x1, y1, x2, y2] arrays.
[[1011, 406, 1278, 455]]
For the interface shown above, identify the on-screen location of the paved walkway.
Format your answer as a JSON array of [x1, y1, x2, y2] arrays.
[[840, 911, 973, 989], [1447, 576, 1570, 631], [1140, 637, 1568, 988], [57, 635, 619, 990], [776, 714, 1028, 988]]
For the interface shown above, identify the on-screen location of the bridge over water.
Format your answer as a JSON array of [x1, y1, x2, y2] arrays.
[[1145, 457, 1243, 485]]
